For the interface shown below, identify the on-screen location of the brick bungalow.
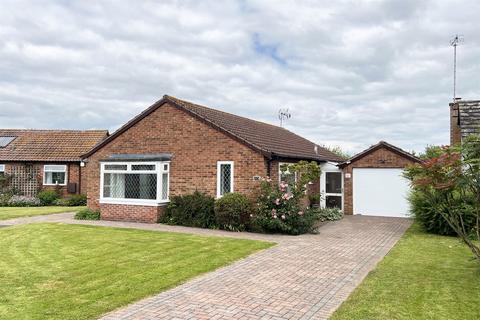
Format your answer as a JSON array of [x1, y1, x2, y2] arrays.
[[0, 129, 108, 197], [82, 95, 345, 223]]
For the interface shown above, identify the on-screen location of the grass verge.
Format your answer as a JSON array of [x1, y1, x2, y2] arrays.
[[0, 223, 273, 320], [0, 206, 85, 220]]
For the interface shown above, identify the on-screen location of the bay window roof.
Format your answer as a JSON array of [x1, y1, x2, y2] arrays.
[[102, 153, 173, 162]]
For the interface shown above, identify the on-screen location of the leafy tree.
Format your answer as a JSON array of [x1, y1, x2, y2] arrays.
[[418, 145, 445, 160], [405, 137, 480, 262], [322, 145, 351, 159]]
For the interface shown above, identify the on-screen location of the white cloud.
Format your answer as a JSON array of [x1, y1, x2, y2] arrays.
[[0, 0, 479, 154]]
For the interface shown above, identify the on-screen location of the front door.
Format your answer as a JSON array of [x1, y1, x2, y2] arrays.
[[321, 171, 343, 210]]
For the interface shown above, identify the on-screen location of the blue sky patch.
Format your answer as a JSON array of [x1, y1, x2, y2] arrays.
[[252, 33, 287, 66]]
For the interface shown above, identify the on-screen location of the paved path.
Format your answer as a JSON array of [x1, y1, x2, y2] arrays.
[[3, 213, 411, 319]]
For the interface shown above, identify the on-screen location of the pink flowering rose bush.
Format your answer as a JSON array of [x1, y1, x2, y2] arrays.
[[251, 179, 321, 235]]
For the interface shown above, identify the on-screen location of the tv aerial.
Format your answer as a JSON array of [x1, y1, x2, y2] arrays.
[[450, 34, 464, 102], [278, 108, 291, 127]]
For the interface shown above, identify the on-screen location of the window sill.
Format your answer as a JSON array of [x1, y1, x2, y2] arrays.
[[43, 184, 67, 186], [99, 199, 169, 207]]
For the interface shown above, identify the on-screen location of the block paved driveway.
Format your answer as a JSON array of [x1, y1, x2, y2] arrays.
[[3, 213, 411, 319]]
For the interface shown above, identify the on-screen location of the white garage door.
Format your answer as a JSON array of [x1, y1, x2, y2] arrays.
[[353, 168, 411, 218]]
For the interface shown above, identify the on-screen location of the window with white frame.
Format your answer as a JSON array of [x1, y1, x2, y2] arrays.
[[217, 161, 233, 197], [43, 165, 67, 185], [100, 162, 169, 205], [279, 163, 297, 185], [0, 164, 4, 177]]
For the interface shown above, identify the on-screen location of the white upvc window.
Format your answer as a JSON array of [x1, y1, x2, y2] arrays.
[[0, 164, 4, 177], [279, 162, 297, 184], [217, 161, 234, 198], [100, 161, 170, 206], [43, 165, 67, 186]]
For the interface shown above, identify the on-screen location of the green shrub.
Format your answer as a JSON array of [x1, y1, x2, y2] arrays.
[[251, 178, 322, 235], [37, 190, 59, 206], [308, 194, 321, 207], [53, 198, 69, 206], [408, 189, 476, 236], [65, 194, 87, 206], [214, 193, 252, 231], [74, 208, 100, 220], [317, 207, 343, 222], [160, 191, 216, 228], [0, 189, 15, 206]]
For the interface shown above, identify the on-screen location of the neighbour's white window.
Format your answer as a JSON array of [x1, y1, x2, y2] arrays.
[[279, 163, 297, 185], [0, 164, 4, 177], [43, 165, 67, 185], [217, 161, 234, 197], [100, 162, 170, 205]]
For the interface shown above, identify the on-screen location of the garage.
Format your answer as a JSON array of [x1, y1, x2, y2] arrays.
[[339, 141, 421, 218], [352, 168, 411, 217]]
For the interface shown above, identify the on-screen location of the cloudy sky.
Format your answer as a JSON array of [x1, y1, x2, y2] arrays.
[[1, 0, 479, 154]]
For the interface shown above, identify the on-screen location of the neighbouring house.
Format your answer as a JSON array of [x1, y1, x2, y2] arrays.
[[338, 141, 421, 218], [0, 129, 108, 197], [450, 99, 480, 145], [81, 95, 345, 223]]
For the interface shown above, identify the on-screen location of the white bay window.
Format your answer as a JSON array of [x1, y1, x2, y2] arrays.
[[100, 161, 169, 206]]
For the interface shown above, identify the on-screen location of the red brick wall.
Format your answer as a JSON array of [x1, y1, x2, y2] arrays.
[[85, 102, 268, 222], [342, 147, 417, 215], [80, 164, 88, 194], [100, 203, 166, 223]]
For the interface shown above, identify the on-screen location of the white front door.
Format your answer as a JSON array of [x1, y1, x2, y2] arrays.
[[320, 163, 343, 210], [352, 168, 410, 217]]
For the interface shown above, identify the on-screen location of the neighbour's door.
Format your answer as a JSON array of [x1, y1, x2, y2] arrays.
[[320, 170, 343, 210]]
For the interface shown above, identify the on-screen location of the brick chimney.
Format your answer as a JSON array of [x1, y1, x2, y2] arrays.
[[450, 101, 461, 146]]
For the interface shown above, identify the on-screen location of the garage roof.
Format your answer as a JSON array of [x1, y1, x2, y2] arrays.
[[338, 141, 421, 168]]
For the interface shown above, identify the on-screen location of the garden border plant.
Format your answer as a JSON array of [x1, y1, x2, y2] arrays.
[[214, 192, 252, 231], [160, 191, 216, 228], [250, 161, 325, 235], [157, 161, 342, 235]]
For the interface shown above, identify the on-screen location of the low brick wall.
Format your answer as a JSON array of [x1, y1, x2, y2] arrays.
[[100, 203, 166, 223]]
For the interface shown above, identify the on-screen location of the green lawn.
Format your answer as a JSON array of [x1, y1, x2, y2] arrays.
[[0, 223, 273, 320], [0, 206, 84, 220], [331, 223, 480, 320]]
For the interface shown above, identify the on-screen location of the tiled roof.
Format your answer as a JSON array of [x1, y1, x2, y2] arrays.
[[338, 141, 421, 168], [457, 100, 480, 140], [0, 129, 108, 162], [84, 95, 345, 162]]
